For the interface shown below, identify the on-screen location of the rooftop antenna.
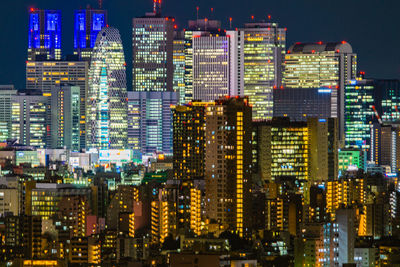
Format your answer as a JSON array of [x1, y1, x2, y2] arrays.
[[98, 0, 102, 9], [196, 6, 199, 21], [229, 17, 232, 29], [211, 7, 214, 18], [153, 0, 162, 14]]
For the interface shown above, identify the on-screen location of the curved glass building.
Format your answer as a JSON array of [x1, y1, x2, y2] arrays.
[[87, 27, 127, 149]]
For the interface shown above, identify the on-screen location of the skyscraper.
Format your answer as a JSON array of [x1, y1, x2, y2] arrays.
[[173, 33, 186, 104], [127, 91, 177, 157], [192, 30, 244, 101], [74, 8, 108, 60], [283, 42, 357, 141], [0, 85, 17, 141], [241, 21, 286, 120], [26, 61, 88, 149], [344, 78, 375, 154], [204, 97, 252, 237], [51, 84, 81, 151], [183, 19, 222, 103], [132, 12, 174, 92], [87, 27, 127, 149], [172, 103, 206, 181], [11, 91, 48, 148], [28, 9, 61, 61]]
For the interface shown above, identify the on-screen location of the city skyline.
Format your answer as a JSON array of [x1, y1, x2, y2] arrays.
[[2, 1, 400, 266], [2, 0, 400, 90]]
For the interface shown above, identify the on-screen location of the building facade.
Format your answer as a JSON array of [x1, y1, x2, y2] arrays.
[[87, 27, 128, 149], [241, 21, 285, 120], [74, 8, 108, 60], [0, 85, 17, 141], [132, 13, 174, 92], [127, 91, 177, 157], [51, 85, 81, 151], [26, 60, 88, 149], [28, 9, 62, 60], [11, 92, 48, 148], [283, 42, 357, 141]]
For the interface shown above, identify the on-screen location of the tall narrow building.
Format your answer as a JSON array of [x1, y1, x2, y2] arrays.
[[51, 85, 81, 151], [87, 27, 127, 149], [130, 6, 178, 159], [74, 8, 108, 60], [173, 32, 186, 104], [204, 97, 252, 237], [28, 9, 61, 60], [345, 78, 375, 156], [0, 85, 17, 141], [241, 21, 286, 120], [132, 11, 174, 92]]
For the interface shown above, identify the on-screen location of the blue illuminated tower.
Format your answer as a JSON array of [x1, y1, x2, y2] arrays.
[[28, 9, 61, 60], [74, 8, 108, 60]]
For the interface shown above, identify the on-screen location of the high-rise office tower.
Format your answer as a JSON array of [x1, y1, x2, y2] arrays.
[[11, 91, 48, 148], [283, 42, 357, 141], [132, 10, 174, 92], [183, 19, 222, 103], [28, 9, 61, 61], [204, 97, 252, 237], [192, 30, 244, 101], [26, 61, 88, 149], [0, 85, 17, 141], [127, 91, 177, 157], [173, 32, 186, 104], [241, 21, 285, 120], [87, 27, 127, 149], [74, 8, 108, 60], [51, 85, 81, 151], [253, 117, 338, 201], [344, 78, 375, 155]]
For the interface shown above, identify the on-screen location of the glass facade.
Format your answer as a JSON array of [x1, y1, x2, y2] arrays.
[[173, 38, 186, 104], [242, 22, 285, 120], [283, 42, 357, 140], [0, 86, 17, 141], [87, 27, 128, 149], [12, 93, 48, 148], [26, 61, 88, 149], [127, 91, 177, 157], [51, 85, 81, 151], [344, 79, 374, 154], [192, 34, 230, 101], [132, 15, 174, 92]]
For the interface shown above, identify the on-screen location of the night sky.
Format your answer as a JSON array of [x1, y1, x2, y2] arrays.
[[2, 0, 400, 90]]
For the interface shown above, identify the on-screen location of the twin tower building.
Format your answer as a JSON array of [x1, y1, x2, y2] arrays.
[[24, 7, 356, 156]]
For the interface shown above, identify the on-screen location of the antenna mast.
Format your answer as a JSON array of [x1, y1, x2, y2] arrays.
[[98, 0, 103, 9], [153, 0, 162, 15]]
